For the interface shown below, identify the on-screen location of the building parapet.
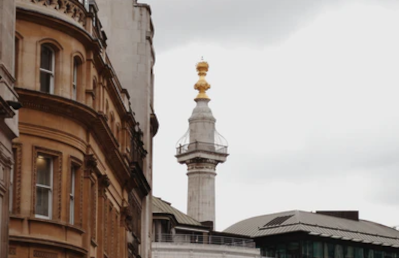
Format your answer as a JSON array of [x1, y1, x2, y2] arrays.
[[154, 234, 256, 249]]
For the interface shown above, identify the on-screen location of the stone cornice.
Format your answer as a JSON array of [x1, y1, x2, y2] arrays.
[[9, 235, 87, 255], [16, 88, 134, 187], [16, 5, 102, 53]]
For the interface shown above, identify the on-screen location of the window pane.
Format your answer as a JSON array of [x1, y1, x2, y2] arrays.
[[70, 167, 75, 194], [355, 248, 364, 258], [36, 187, 50, 217], [313, 242, 323, 258], [40, 46, 53, 71], [37, 156, 51, 186], [345, 246, 354, 258], [40, 71, 52, 93], [335, 245, 344, 258]]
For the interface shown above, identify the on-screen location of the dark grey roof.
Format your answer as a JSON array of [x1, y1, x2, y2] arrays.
[[152, 196, 202, 226], [224, 210, 399, 248]]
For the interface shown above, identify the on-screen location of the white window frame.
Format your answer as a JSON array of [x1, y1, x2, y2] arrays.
[[72, 59, 78, 100], [35, 155, 53, 220], [69, 166, 75, 224], [40, 45, 55, 94]]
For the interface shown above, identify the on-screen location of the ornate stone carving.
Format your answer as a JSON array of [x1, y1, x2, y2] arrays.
[[30, 0, 87, 26], [12, 143, 22, 214], [9, 247, 16, 255], [90, 181, 97, 241], [33, 250, 58, 258], [84, 154, 97, 178]]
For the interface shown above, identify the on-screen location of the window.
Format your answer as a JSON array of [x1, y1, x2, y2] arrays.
[[72, 58, 78, 100], [35, 155, 53, 219], [40, 45, 55, 94], [69, 166, 76, 224]]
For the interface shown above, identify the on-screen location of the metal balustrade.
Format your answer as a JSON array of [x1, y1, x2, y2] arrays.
[[176, 141, 228, 155], [153, 234, 256, 248]]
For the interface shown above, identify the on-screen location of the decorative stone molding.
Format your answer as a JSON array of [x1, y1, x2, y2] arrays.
[[9, 247, 16, 255], [12, 143, 22, 214], [84, 154, 97, 178], [29, 0, 86, 26], [33, 250, 58, 258], [90, 180, 97, 241]]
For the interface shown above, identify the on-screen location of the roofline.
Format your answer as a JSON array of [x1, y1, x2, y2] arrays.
[[256, 221, 399, 241]]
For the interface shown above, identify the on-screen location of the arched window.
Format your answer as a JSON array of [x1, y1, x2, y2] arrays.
[[72, 58, 78, 100], [40, 45, 55, 94]]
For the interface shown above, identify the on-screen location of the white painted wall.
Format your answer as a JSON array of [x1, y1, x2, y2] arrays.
[[153, 242, 261, 258]]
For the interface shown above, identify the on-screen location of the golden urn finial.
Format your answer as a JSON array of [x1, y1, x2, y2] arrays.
[[194, 59, 211, 100]]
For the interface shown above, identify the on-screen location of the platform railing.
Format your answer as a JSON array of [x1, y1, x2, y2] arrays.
[[153, 234, 256, 248], [176, 141, 228, 155]]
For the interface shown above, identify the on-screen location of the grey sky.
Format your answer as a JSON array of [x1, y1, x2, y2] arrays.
[[146, 0, 399, 231], [147, 0, 399, 51]]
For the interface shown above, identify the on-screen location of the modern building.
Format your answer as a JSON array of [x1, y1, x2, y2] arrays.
[[152, 196, 261, 258], [4, 0, 157, 258], [175, 60, 228, 229], [0, 0, 19, 256], [224, 210, 399, 258]]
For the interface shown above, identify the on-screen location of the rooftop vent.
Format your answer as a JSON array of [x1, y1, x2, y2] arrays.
[[264, 215, 294, 227], [316, 211, 359, 221]]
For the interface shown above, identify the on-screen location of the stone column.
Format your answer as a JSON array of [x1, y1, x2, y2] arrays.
[[186, 159, 217, 225], [83, 155, 97, 252], [96, 174, 110, 258]]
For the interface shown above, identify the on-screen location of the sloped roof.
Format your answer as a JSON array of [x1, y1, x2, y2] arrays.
[[224, 210, 399, 247], [152, 196, 202, 226]]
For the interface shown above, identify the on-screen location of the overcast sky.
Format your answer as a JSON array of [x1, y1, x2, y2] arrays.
[[146, 0, 399, 231]]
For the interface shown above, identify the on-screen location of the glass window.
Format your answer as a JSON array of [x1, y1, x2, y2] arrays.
[[345, 246, 354, 258], [355, 248, 364, 258], [287, 242, 300, 258], [35, 155, 53, 219], [69, 166, 75, 224], [313, 242, 323, 258], [277, 244, 287, 258], [302, 241, 313, 258], [325, 243, 335, 258], [365, 249, 374, 258], [40, 45, 55, 94], [72, 58, 78, 100], [375, 251, 384, 258]]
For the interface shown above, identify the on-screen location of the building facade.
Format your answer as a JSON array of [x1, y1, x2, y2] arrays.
[[5, 0, 156, 257], [224, 210, 399, 258], [0, 0, 19, 256], [152, 196, 261, 258], [93, 1, 158, 257]]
